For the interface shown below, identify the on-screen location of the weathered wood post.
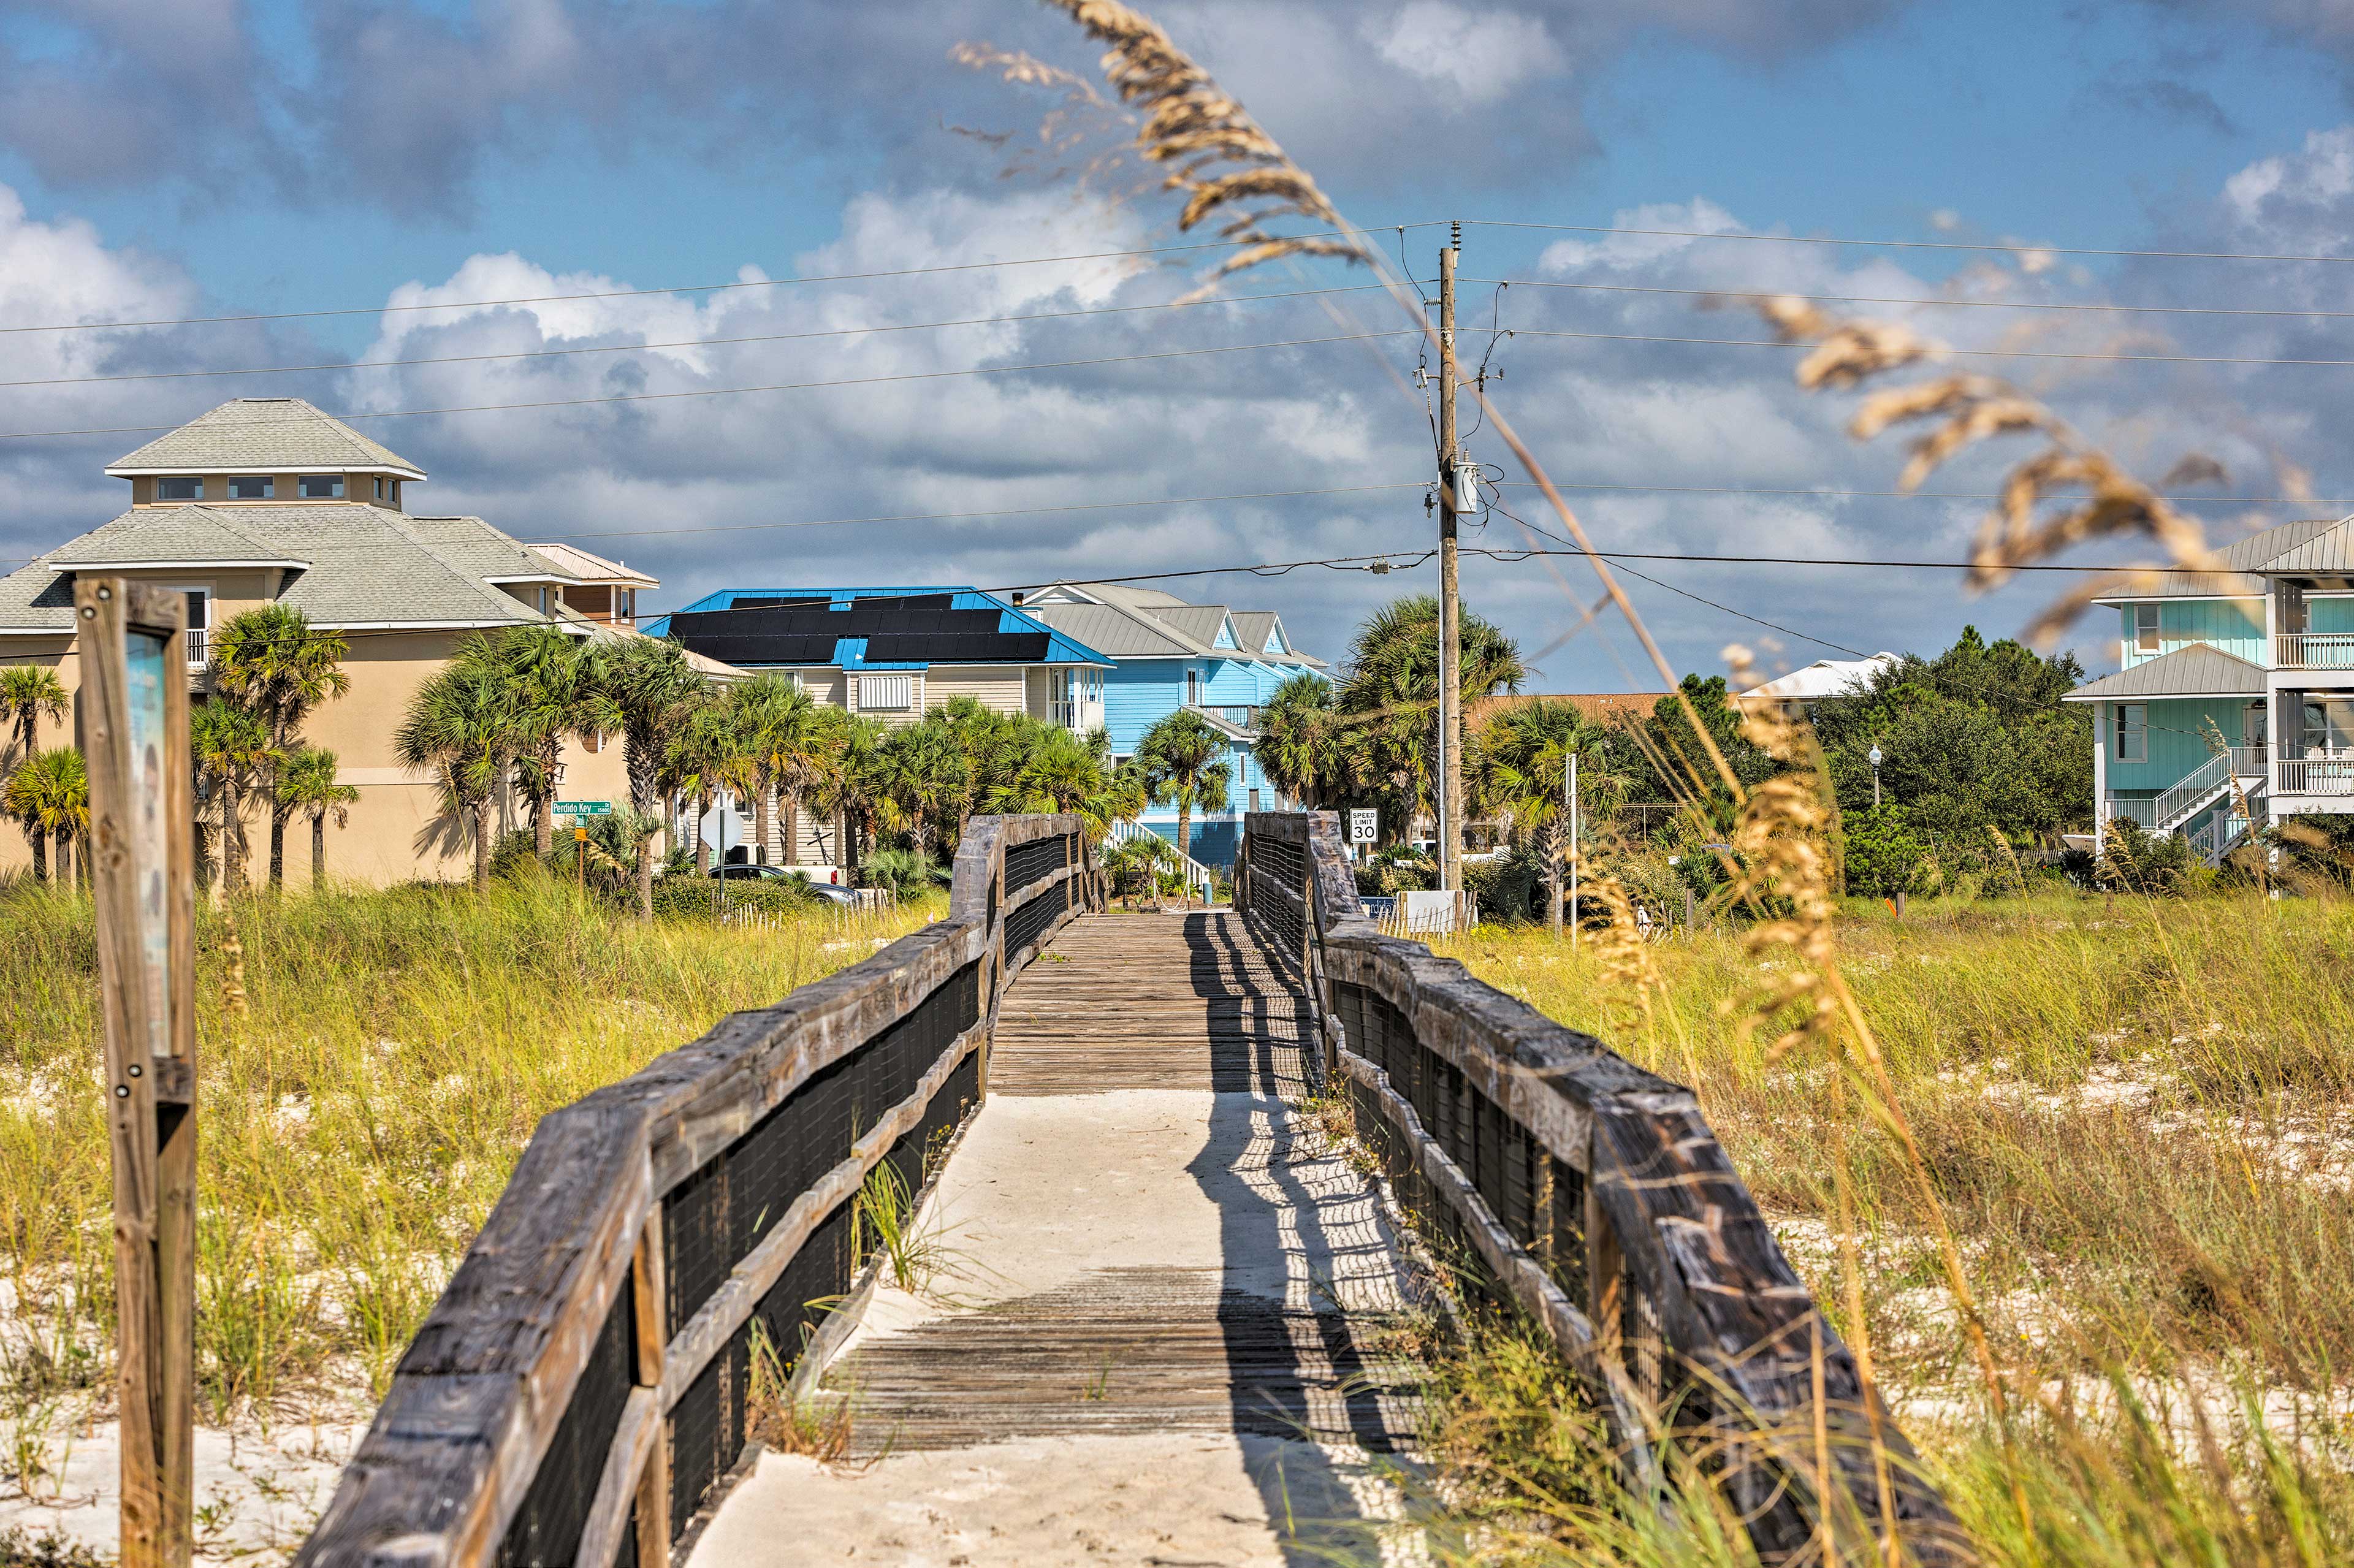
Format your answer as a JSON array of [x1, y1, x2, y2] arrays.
[[78, 577, 196, 1568], [631, 1208, 671, 1568]]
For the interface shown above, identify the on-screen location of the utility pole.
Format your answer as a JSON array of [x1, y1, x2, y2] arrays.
[[1568, 748, 1580, 950], [1436, 223, 1463, 897]]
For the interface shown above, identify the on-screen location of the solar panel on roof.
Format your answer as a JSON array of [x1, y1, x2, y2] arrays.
[[855, 593, 953, 611]]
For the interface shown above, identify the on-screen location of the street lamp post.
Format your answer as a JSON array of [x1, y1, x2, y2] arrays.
[[1868, 744, 1883, 809]]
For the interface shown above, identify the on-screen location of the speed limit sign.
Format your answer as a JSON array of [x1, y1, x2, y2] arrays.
[[1347, 808, 1377, 845]]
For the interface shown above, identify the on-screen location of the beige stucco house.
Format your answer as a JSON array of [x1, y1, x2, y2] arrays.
[[0, 397, 672, 885]]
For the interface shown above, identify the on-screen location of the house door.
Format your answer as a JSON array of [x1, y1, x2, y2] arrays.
[[2244, 700, 2267, 754]]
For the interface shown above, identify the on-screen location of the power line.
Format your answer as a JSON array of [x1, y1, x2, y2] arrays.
[[0, 329, 1417, 444], [0, 224, 1438, 338], [1464, 218, 2354, 267], [1493, 479, 2348, 507], [1470, 275, 2354, 322], [0, 283, 1399, 392], [1507, 325, 2354, 368]]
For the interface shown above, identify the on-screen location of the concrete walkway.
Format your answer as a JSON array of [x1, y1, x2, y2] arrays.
[[688, 913, 1428, 1568]]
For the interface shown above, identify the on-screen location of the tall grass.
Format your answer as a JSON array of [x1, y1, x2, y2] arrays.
[[0, 871, 939, 1420], [1415, 891, 2354, 1561]]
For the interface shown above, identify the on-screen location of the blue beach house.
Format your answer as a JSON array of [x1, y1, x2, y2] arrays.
[[1019, 581, 1328, 866]]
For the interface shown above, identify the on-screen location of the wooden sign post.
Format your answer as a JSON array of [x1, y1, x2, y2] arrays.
[[78, 578, 196, 1568]]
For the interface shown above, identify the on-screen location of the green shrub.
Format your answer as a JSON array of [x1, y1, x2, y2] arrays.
[[1846, 803, 1929, 898], [862, 845, 947, 901], [648, 872, 818, 921]]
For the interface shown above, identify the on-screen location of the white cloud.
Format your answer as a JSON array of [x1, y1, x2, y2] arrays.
[[1366, 4, 1567, 105], [2222, 125, 2354, 225]]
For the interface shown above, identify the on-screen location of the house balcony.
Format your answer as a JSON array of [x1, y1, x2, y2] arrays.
[[2274, 632, 2354, 671], [2277, 751, 2354, 797]]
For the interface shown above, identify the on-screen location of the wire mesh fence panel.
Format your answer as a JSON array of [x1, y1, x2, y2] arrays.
[[1242, 810, 1968, 1568], [299, 815, 1099, 1568], [495, 1280, 636, 1568]]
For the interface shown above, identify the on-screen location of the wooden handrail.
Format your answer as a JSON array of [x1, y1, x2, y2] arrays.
[[296, 816, 1099, 1568], [1238, 810, 1969, 1566]]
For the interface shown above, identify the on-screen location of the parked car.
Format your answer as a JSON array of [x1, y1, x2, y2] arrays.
[[709, 863, 797, 881]]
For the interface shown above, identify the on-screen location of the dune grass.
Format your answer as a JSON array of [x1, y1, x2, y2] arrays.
[[0, 871, 938, 1429], [1410, 889, 2354, 1563]]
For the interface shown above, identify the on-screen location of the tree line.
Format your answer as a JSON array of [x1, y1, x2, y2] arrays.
[[1255, 599, 2100, 918], [2, 606, 1281, 910]]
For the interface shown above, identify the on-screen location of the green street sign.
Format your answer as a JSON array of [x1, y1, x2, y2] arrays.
[[553, 801, 612, 816]]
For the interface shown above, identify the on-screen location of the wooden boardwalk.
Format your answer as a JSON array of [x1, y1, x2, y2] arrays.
[[691, 911, 1426, 1566]]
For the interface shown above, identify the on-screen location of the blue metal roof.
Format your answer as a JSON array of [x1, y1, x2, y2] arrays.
[[641, 585, 1114, 669]]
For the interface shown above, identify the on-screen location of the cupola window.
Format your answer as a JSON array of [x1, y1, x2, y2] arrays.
[[299, 474, 345, 499], [229, 476, 273, 500], [157, 477, 201, 501]]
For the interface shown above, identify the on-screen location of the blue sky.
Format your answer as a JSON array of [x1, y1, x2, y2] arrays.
[[3, 0, 2352, 690]]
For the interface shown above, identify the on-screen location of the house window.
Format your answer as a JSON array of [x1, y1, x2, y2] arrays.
[[2115, 703, 2147, 763], [157, 477, 201, 501], [1249, 788, 1262, 813], [391, 479, 402, 507], [2306, 697, 2354, 754], [299, 474, 345, 499], [1186, 669, 1202, 705], [1049, 669, 1076, 729], [2133, 603, 2160, 653], [229, 476, 273, 500], [177, 590, 210, 664], [373, 478, 386, 500], [620, 588, 636, 619], [857, 674, 913, 711]]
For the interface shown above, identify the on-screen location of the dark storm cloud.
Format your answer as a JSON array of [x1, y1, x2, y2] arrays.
[[0, 1, 1907, 218]]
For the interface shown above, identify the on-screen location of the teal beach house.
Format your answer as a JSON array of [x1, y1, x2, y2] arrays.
[[2066, 516, 2354, 862]]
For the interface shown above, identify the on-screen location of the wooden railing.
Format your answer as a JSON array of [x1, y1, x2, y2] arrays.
[[1236, 811, 1967, 1567], [294, 816, 1102, 1568]]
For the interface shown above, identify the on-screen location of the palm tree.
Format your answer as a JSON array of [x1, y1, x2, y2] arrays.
[[1485, 701, 1626, 935], [394, 662, 518, 893], [2, 747, 85, 886], [875, 719, 970, 856], [665, 701, 744, 872], [1256, 672, 1341, 809], [275, 747, 360, 888], [1137, 709, 1233, 895], [208, 604, 350, 888], [1334, 594, 1524, 843], [814, 716, 893, 880], [191, 701, 276, 892], [458, 627, 615, 856], [587, 637, 708, 913], [0, 665, 69, 774], [731, 674, 842, 867]]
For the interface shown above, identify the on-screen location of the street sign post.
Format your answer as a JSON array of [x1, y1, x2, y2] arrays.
[[553, 800, 611, 817], [78, 577, 195, 1568]]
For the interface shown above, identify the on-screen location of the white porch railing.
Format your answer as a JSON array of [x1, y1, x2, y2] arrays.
[[1108, 818, 1219, 903], [2102, 796, 2159, 828], [2277, 755, 2354, 796], [2152, 751, 2232, 828], [2231, 744, 2268, 775], [2276, 632, 2354, 670]]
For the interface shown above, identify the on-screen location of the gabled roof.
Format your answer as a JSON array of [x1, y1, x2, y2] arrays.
[[2095, 515, 2354, 601], [2064, 644, 2268, 702], [1743, 653, 1900, 701], [0, 504, 580, 634], [107, 398, 425, 478], [2260, 517, 2354, 576], [1024, 581, 1329, 669], [643, 587, 1113, 669], [526, 542, 658, 587]]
